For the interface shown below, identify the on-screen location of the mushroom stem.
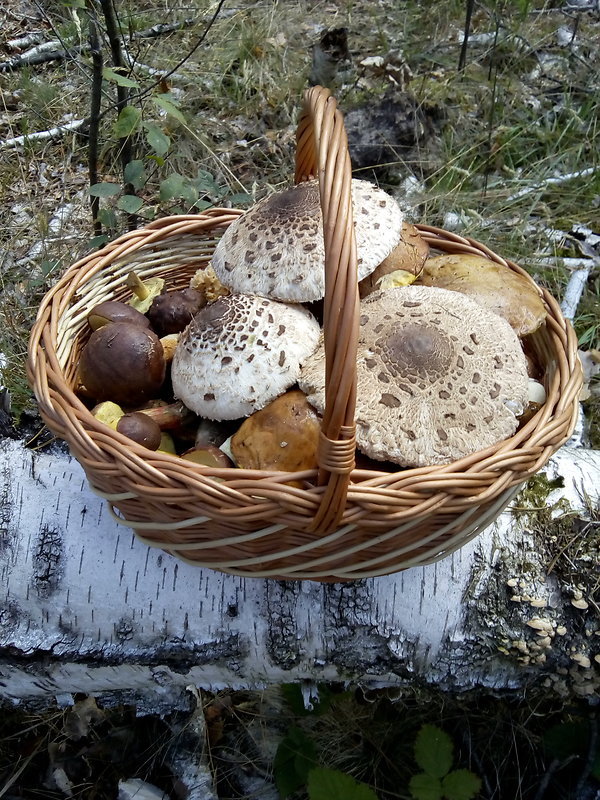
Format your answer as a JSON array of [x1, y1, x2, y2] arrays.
[[126, 271, 150, 301]]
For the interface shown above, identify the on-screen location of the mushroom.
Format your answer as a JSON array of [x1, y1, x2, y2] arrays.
[[298, 284, 530, 467], [359, 221, 429, 298], [77, 322, 166, 407], [87, 300, 151, 331], [210, 179, 403, 302], [126, 271, 165, 314], [147, 287, 206, 337], [230, 389, 321, 480], [171, 293, 320, 420], [418, 253, 547, 337]]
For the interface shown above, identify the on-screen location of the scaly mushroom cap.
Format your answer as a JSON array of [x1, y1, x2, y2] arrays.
[[210, 179, 403, 302], [299, 285, 530, 467], [172, 293, 320, 420]]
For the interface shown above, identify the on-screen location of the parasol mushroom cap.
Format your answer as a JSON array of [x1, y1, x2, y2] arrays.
[[299, 284, 530, 467], [210, 178, 403, 303], [172, 293, 320, 420]]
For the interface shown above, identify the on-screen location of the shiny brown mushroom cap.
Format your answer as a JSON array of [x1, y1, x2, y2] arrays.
[[299, 284, 529, 467], [210, 179, 403, 303]]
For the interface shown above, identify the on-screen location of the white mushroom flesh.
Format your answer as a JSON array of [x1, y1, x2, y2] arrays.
[[172, 293, 320, 420], [210, 179, 403, 303], [299, 284, 530, 467]]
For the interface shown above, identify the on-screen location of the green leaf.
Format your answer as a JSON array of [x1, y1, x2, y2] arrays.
[[414, 725, 454, 778], [144, 122, 170, 156], [228, 191, 253, 206], [159, 172, 187, 202], [592, 752, 600, 782], [102, 67, 139, 88], [87, 234, 109, 249], [441, 770, 482, 800], [117, 194, 144, 213], [193, 169, 221, 195], [273, 727, 317, 798], [112, 105, 141, 138], [193, 199, 212, 211], [123, 159, 147, 190], [97, 207, 117, 229], [40, 259, 60, 277], [307, 768, 378, 800], [409, 773, 443, 800], [152, 93, 187, 124], [89, 182, 121, 198], [543, 720, 589, 761]]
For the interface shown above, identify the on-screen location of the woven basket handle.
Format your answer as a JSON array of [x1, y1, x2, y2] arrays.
[[295, 86, 359, 534]]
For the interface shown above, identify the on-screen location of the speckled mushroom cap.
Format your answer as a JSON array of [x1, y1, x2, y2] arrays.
[[210, 179, 403, 303], [172, 293, 320, 420], [298, 285, 530, 467]]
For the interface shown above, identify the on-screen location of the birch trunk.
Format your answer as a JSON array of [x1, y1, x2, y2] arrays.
[[1, 436, 599, 709]]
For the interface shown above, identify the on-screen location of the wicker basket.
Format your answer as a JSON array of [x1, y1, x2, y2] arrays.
[[27, 86, 582, 582]]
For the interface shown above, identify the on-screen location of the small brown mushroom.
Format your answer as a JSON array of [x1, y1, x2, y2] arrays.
[[87, 300, 151, 331], [116, 412, 162, 450], [230, 390, 321, 481], [359, 221, 429, 298], [78, 322, 166, 407], [147, 288, 206, 337], [180, 445, 233, 468], [418, 253, 547, 337]]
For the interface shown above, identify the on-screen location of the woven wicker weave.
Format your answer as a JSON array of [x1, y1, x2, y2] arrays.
[[27, 86, 582, 581]]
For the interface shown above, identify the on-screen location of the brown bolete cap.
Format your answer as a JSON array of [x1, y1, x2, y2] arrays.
[[359, 221, 429, 298], [299, 284, 529, 467], [210, 178, 403, 302], [419, 253, 547, 337], [171, 293, 320, 420]]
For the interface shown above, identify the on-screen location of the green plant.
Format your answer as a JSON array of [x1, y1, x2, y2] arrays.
[[409, 725, 481, 800], [274, 728, 379, 800]]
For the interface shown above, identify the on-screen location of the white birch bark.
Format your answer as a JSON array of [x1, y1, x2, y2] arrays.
[[1, 436, 599, 709]]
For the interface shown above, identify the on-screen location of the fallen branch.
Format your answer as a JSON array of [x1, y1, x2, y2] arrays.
[[561, 265, 594, 321], [0, 16, 200, 73], [0, 118, 87, 149], [120, 45, 186, 82], [525, 256, 599, 271], [503, 166, 599, 203], [131, 18, 197, 39], [559, 232, 600, 322], [0, 41, 84, 72], [6, 32, 45, 51]]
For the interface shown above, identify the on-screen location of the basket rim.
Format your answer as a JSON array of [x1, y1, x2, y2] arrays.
[[26, 205, 583, 579], [27, 214, 583, 488]]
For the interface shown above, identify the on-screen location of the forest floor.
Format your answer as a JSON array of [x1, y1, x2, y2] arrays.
[[1, 0, 600, 798]]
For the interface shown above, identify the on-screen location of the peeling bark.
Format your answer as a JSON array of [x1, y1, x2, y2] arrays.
[[0, 437, 599, 708]]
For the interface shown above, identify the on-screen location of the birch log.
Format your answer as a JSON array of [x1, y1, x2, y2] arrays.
[[1, 436, 599, 709]]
